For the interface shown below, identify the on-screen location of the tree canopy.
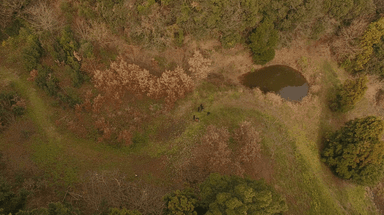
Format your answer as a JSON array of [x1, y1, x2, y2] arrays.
[[329, 76, 368, 113], [163, 187, 198, 215], [321, 116, 384, 186], [248, 19, 279, 65], [199, 173, 288, 215]]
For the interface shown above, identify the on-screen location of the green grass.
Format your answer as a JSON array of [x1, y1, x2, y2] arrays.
[[0, 55, 380, 214]]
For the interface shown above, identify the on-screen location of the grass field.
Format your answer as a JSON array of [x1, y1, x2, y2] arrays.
[[0, 41, 382, 214]]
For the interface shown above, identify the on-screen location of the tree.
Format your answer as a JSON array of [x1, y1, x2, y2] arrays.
[[163, 187, 198, 215], [108, 208, 142, 215], [199, 173, 288, 215], [16, 202, 81, 215], [248, 19, 279, 65], [321, 116, 384, 186], [329, 76, 368, 113]]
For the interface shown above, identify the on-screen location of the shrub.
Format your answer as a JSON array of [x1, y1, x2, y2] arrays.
[[108, 208, 142, 215], [199, 173, 288, 214], [0, 91, 26, 131], [329, 76, 368, 112], [321, 116, 384, 186], [22, 34, 43, 71], [163, 188, 198, 215], [248, 19, 279, 65], [93, 59, 194, 107], [234, 121, 262, 163], [220, 32, 242, 49], [16, 202, 80, 215]]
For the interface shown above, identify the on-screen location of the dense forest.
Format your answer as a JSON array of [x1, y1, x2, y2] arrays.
[[2, 0, 384, 214]]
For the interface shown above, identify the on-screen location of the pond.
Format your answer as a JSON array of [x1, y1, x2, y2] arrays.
[[239, 65, 309, 101]]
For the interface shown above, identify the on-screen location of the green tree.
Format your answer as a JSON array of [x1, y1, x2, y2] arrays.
[[16, 202, 80, 215], [329, 76, 368, 113], [163, 187, 198, 215], [0, 177, 29, 215], [22, 34, 43, 71], [108, 208, 142, 215], [321, 116, 384, 186], [248, 19, 279, 65], [323, 0, 354, 19], [199, 173, 288, 215]]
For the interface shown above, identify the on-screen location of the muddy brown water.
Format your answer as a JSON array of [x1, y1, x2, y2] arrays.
[[239, 65, 309, 101]]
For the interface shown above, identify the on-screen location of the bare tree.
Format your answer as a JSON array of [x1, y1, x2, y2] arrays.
[[23, 0, 61, 32]]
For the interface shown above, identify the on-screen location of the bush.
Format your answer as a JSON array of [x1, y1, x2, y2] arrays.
[[199, 173, 288, 214], [321, 116, 384, 186], [22, 34, 43, 71], [329, 76, 368, 112], [248, 19, 279, 65], [0, 177, 29, 215], [35, 65, 59, 97], [163, 188, 199, 215]]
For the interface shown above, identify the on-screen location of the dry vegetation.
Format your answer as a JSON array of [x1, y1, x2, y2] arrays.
[[67, 171, 168, 215], [174, 122, 262, 186]]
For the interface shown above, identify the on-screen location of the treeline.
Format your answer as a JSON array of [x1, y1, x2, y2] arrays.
[[1, 0, 383, 69], [0, 172, 287, 215]]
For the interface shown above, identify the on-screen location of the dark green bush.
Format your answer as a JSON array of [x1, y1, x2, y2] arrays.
[[0, 177, 29, 215], [22, 34, 43, 71], [329, 76, 368, 112], [35, 65, 59, 97], [321, 116, 384, 186], [0, 91, 26, 130], [58, 87, 82, 108]]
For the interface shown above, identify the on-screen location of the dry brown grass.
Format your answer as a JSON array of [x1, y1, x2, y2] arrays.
[[68, 170, 168, 215], [174, 122, 262, 186]]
